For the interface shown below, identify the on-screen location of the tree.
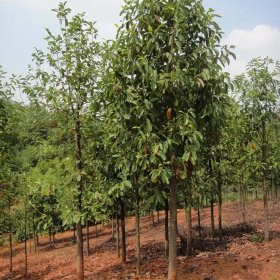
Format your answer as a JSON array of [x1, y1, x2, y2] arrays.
[[23, 3, 100, 279], [235, 57, 280, 241], [105, 0, 233, 279]]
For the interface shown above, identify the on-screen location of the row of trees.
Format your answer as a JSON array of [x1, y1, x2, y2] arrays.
[[1, 1, 280, 280]]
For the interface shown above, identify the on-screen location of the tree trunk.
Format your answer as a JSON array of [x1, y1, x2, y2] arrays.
[[152, 211, 155, 227], [29, 234, 32, 253], [186, 207, 192, 256], [24, 210, 28, 277], [262, 118, 269, 242], [120, 200, 126, 263], [9, 233, 13, 272], [49, 228, 52, 247], [210, 195, 215, 236], [157, 211, 160, 224], [75, 111, 84, 280], [36, 234, 39, 247], [197, 200, 202, 238], [95, 222, 98, 237], [209, 159, 215, 236], [76, 221, 84, 280], [32, 214, 37, 252], [135, 183, 141, 277], [111, 217, 115, 239], [217, 166, 222, 241], [116, 207, 120, 258], [272, 174, 277, 199], [164, 198, 169, 258], [240, 186, 246, 223], [86, 220, 90, 256], [168, 176, 177, 280]]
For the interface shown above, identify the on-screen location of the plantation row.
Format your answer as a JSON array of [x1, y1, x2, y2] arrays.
[[0, 1, 280, 279]]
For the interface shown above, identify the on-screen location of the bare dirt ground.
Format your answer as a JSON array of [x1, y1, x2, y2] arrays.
[[1, 200, 280, 280]]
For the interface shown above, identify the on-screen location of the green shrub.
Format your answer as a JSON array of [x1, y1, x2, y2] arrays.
[[249, 233, 264, 243]]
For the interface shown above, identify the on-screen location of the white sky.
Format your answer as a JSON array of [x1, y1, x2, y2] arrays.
[[0, 0, 280, 80]]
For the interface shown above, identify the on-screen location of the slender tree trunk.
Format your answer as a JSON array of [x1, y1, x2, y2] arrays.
[[164, 198, 169, 258], [272, 174, 277, 199], [49, 228, 52, 247], [168, 176, 177, 280], [209, 159, 215, 236], [95, 222, 98, 237], [76, 221, 84, 280], [120, 200, 126, 263], [240, 186, 246, 223], [75, 112, 84, 280], [32, 214, 37, 252], [263, 178, 269, 241], [217, 166, 222, 241], [262, 118, 269, 242], [152, 211, 155, 226], [186, 207, 192, 256], [157, 211, 160, 224], [9, 232, 13, 272], [185, 184, 192, 256], [86, 221, 90, 256], [36, 234, 39, 247], [111, 217, 115, 239], [210, 195, 215, 236], [116, 207, 120, 258], [52, 232, 55, 247], [29, 234, 32, 253], [24, 210, 28, 277], [135, 183, 141, 277], [197, 200, 202, 238]]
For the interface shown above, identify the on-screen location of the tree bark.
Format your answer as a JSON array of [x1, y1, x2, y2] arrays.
[[95, 222, 98, 237], [86, 220, 90, 256], [116, 207, 120, 258], [36, 234, 39, 247], [111, 217, 115, 239], [217, 165, 222, 241], [186, 207, 192, 256], [135, 183, 141, 277], [152, 211, 155, 227], [52, 232, 55, 247], [197, 200, 202, 238], [49, 228, 52, 247], [262, 118, 269, 242], [76, 221, 84, 280], [9, 233, 13, 272], [168, 176, 177, 280], [120, 200, 126, 263], [210, 195, 215, 236], [209, 159, 215, 236], [24, 210, 28, 277], [164, 198, 169, 258], [240, 186, 246, 223], [32, 214, 37, 252], [75, 113, 84, 280]]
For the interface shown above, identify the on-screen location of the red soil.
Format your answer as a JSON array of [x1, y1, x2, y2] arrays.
[[1, 200, 280, 280]]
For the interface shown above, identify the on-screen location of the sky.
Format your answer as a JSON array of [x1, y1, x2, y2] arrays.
[[0, 0, 280, 80]]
